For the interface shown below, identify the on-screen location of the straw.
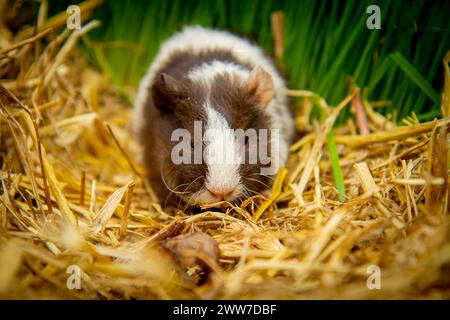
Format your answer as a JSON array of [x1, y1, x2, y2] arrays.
[[0, 14, 449, 300]]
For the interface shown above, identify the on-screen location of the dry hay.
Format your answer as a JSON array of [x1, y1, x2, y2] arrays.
[[0, 13, 449, 300]]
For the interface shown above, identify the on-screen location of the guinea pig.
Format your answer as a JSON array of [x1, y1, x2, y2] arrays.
[[133, 26, 294, 207]]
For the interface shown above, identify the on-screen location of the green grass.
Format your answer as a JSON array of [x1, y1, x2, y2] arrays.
[[326, 131, 346, 202], [48, 0, 449, 121]]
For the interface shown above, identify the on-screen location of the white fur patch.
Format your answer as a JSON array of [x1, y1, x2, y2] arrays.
[[188, 60, 249, 88], [203, 103, 242, 193]]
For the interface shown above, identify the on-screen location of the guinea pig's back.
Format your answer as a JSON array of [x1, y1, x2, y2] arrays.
[[147, 26, 285, 90]]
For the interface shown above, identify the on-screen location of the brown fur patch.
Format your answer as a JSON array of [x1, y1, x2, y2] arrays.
[[138, 47, 277, 207]]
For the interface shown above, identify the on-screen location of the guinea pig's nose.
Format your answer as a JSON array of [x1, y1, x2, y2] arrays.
[[207, 186, 235, 199]]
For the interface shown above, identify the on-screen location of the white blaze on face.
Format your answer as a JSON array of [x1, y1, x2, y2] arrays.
[[203, 104, 242, 196]]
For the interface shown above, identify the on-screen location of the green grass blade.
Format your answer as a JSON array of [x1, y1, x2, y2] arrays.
[[390, 51, 441, 105], [326, 131, 345, 203]]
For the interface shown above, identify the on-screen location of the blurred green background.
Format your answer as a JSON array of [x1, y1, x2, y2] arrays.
[[49, 0, 449, 121]]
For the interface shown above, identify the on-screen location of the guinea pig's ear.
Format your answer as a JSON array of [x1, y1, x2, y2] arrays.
[[151, 73, 181, 113], [245, 66, 274, 107]]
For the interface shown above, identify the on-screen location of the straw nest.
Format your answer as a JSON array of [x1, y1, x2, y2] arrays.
[[1, 14, 449, 299]]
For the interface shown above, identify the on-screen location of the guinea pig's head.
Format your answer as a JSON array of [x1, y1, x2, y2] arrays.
[[152, 64, 277, 206]]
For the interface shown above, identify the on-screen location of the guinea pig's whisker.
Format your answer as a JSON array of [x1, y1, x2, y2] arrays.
[[171, 182, 192, 194], [160, 162, 176, 207], [243, 187, 254, 196], [177, 176, 203, 206], [235, 188, 257, 206], [163, 181, 192, 208], [160, 160, 194, 195], [160, 161, 175, 192], [182, 176, 203, 194], [245, 177, 272, 190], [233, 196, 245, 206], [181, 195, 197, 213], [179, 196, 188, 211], [160, 161, 193, 207], [242, 185, 259, 198], [249, 172, 275, 181]]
